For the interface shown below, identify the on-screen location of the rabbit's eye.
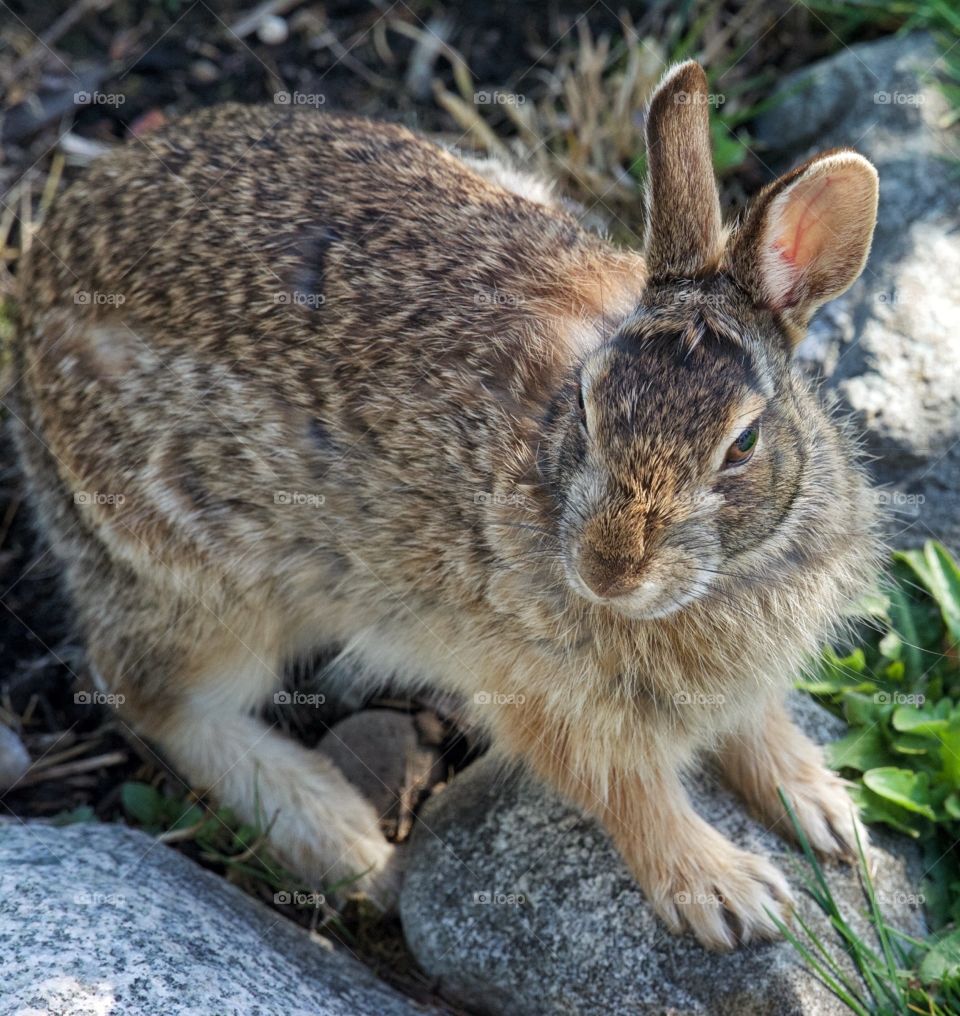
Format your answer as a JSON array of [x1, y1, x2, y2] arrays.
[[724, 425, 759, 467], [577, 386, 588, 433]]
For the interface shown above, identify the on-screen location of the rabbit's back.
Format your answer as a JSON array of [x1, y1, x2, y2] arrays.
[[13, 105, 643, 594], [21, 105, 612, 370]]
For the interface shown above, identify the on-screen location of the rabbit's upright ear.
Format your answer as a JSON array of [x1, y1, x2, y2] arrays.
[[728, 149, 879, 336], [644, 61, 723, 279]]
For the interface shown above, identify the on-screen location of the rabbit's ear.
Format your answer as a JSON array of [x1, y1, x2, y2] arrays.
[[728, 149, 878, 334], [644, 60, 723, 279]]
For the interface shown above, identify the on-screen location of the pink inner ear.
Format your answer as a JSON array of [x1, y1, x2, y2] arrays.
[[763, 174, 840, 311], [752, 151, 878, 316], [774, 177, 833, 265]]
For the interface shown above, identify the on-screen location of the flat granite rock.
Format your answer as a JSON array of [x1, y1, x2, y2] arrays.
[[0, 820, 435, 1016], [753, 32, 960, 553], [400, 694, 927, 1015]]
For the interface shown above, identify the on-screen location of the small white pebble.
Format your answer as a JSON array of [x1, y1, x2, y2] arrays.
[[189, 59, 221, 84], [0, 725, 30, 791], [257, 15, 289, 45]]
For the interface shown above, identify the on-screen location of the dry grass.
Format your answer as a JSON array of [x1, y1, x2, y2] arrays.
[[426, 15, 664, 230]]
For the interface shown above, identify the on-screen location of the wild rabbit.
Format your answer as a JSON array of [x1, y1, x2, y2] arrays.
[[10, 61, 880, 950]]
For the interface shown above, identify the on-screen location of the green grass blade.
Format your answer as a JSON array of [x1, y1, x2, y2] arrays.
[[771, 909, 873, 1015], [855, 821, 910, 1011]]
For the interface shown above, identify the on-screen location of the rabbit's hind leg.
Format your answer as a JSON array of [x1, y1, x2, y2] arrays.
[[83, 576, 398, 907]]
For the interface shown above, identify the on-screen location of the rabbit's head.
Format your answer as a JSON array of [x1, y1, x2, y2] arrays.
[[538, 61, 879, 620]]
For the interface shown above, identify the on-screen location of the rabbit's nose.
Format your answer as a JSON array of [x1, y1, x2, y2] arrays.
[[575, 545, 643, 600]]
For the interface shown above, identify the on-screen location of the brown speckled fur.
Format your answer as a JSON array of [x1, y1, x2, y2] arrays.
[[9, 62, 880, 948]]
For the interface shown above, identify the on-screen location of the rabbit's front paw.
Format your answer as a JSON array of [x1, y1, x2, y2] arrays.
[[718, 702, 869, 866], [648, 838, 795, 951], [779, 767, 868, 863]]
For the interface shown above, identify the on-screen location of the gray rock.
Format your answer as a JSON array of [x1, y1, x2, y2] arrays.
[[318, 709, 446, 840], [0, 724, 29, 790], [400, 694, 926, 1015], [754, 33, 960, 552], [0, 820, 435, 1016]]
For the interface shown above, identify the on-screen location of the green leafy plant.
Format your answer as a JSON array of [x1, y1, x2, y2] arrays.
[[799, 542, 960, 928], [788, 541, 960, 1012]]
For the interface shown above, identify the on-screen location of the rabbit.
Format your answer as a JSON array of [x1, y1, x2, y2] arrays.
[[8, 59, 881, 950]]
